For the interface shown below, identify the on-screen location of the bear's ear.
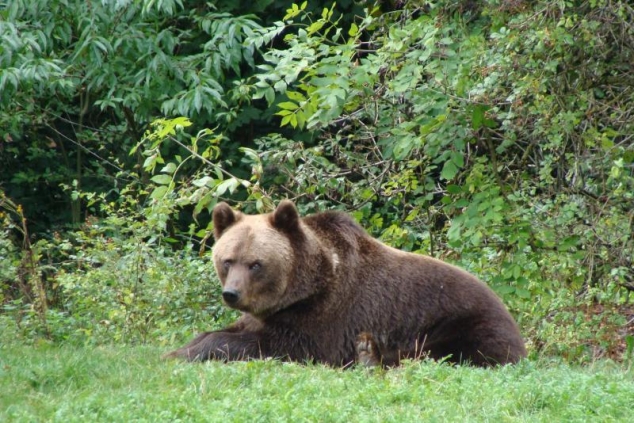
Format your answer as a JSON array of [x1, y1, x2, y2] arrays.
[[213, 202, 239, 239], [271, 200, 300, 232]]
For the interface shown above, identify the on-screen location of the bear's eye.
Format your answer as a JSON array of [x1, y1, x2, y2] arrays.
[[249, 261, 262, 272], [222, 260, 232, 270]]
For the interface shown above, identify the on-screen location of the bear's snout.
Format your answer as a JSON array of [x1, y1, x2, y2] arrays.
[[222, 289, 241, 305]]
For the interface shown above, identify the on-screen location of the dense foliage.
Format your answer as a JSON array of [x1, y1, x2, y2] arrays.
[[0, 0, 275, 230], [1, 0, 633, 363]]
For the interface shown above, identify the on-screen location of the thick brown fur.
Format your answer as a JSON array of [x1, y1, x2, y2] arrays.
[[164, 200, 527, 367]]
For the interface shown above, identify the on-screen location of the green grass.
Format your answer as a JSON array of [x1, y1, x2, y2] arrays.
[[1, 339, 633, 423]]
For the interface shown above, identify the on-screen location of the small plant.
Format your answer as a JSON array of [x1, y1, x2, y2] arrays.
[[0, 191, 49, 336]]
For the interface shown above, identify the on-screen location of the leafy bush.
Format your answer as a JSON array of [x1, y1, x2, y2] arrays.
[[1, 186, 236, 345], [0, 0, 265, 231], [131, 1, 634, 361]]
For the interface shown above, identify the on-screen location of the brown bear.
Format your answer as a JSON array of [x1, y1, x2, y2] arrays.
[[165, 200, 527, 367]]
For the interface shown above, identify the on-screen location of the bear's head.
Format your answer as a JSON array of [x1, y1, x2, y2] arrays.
[[211, 200, 313, 319]]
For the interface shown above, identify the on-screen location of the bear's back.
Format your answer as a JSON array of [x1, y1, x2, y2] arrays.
[[298, 208, 526, 366]]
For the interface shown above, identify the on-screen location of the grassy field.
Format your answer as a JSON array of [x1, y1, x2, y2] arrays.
[[1, 339, 633, 423]]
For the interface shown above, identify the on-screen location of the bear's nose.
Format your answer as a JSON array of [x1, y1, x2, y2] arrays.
[[222, 289, 240, 305]]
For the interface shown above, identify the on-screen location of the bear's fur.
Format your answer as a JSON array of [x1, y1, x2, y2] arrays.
[[165, 200, 527, 367]]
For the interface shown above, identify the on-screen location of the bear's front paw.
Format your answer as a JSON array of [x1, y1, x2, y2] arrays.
[[356, 332, 382, 367]]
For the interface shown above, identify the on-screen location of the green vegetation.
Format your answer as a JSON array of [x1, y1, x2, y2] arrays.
[[1, 327, 632, 422], [1, 1, 634, 412]]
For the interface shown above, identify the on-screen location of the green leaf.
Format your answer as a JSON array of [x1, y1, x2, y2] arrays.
[[446, 184, 462, 194], [160, 163, 177, 174], [215, 178, 239, 196], [447, 223, 462, 245], [264, 87, 275, 104], [151, 175, 172, 185], [280, 113, 293, 126], [470, 105, 496, 130], [308, 21, 325, 35], [495, 285, 516, 295], [278, 101, 298, 110], [348, 23, 359, 37], [451, 151, 464, 168], [441, 160, 458, 181], [192, 176, 213, 187], [287, 91, 307, 102], [143, 154, 158, 169], [150, 185, 168, 200], [471, 105, 485, 130], [515, 289, 531, 299]]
